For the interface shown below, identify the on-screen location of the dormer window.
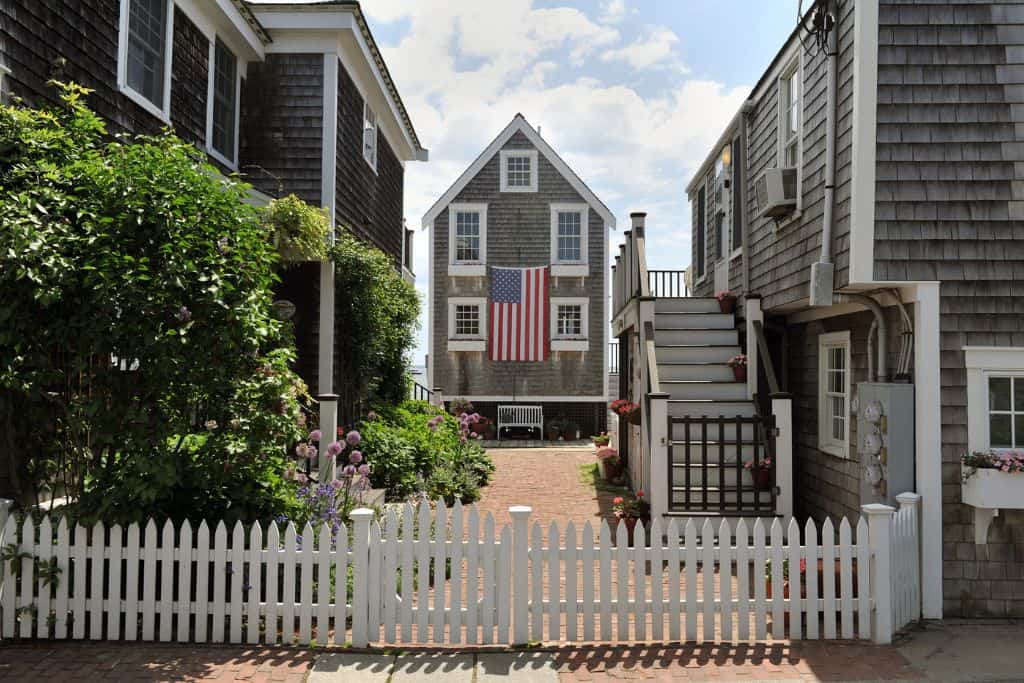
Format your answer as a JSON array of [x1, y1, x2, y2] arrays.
[[118, 0, 174, 121], [500, 150, 538, 192], [363, 102, 378, 171]]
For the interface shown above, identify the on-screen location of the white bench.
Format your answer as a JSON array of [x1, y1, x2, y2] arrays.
[[497, 405, 543, 439]]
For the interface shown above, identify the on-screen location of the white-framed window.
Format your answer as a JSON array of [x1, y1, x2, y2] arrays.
[[447, 297, 487, 351], [117, 0, 174, 122], [549, 203, 589, 276], [779, 57, 801, 169], [818, 331, 851, 458], [499, 149, 538, 192], [206, 37, 240, 168], [448, 203, 487, 276], [363, 102, 378, 171], [965, 347, 1024, 452], [550, 297, 589, 351]]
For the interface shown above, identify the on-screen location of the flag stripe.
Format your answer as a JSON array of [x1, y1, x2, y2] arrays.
[[488, 265, 548, 362]]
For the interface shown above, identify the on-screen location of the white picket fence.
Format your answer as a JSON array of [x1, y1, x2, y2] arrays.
[[0, 494, 921, 646]]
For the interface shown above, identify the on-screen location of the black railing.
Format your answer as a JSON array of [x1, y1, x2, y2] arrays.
[[668, 414, 776, 513], [410, 382, 433, 402], [608, 341, 620, 374], [648, 270, 688, 298]]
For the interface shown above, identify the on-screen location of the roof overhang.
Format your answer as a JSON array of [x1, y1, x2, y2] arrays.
[[248, 1, 427, 163], [177, 0, 269, 63], [685, 107, 745, 196], [421, 114, 615, 230]]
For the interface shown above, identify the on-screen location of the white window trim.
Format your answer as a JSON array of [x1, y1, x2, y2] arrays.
[[550, 203, 589, 277], [550, 297, 589, 351], [818, 330, 851, 458], [448, 202, 487, 277], [205, 38, 242, 169], [965, 347, 1024, 452], [0, 62, 10, 100], [776, 52, 804, 225], [117, 0, 174, 124], [363, 100, 378, 173], [448, 297, 487, 352], [499, 149, 538, 193]]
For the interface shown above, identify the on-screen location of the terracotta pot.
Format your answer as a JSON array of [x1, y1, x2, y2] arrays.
[[719, 296, 737, 314], [622, 517, 642, 546], [751, 466, 773, 492], [470, 421, 489, 435], [732, 365, 747, 382], [620, 409, 642, 425], [600, 457, 623, 482]]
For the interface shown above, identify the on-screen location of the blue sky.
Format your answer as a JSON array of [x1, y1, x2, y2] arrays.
[[359, 1, 797, 368]]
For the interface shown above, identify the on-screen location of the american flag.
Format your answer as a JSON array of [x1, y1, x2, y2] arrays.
[[489, 266, 549, 362]]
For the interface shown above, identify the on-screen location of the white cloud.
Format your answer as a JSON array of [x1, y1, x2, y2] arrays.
[[602, 26, 683, 70], [599, 0, 628, 24]]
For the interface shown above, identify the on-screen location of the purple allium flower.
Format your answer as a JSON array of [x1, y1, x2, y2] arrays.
[[308, 429, 322, 442], [349, 450, 363, 464], [357, 463, 371, 476], [176, 306, 191, 323], [346, 430, 361, 446], [330, 478, 343, 490], [327, 441, 344, 457], [342, 465, 356, 476]]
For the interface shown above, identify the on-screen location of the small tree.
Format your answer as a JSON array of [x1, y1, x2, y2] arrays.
[[0, 83, 306, 524]]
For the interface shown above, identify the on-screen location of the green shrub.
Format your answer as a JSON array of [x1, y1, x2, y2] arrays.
[[263, 194, 329, 263]]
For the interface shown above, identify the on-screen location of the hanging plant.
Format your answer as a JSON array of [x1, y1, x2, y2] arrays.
[[262, 194, 330, 263]]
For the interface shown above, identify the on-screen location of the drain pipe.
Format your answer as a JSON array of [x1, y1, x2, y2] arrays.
[[810, 0, 839, 306], [840, 293, 887, 381]]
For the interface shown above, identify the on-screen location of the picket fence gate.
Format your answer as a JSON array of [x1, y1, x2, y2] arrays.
[[0, 494, 921, 647]]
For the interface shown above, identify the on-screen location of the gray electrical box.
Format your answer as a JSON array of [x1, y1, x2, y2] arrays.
[[855, 382, 915, 506]]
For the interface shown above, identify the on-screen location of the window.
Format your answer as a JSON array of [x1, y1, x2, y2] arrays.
[[363, 102, 378, 170], [209, 38, 238, 164], [447, 297, 487, 351], [818, 331, 851, 457], [549, 204, 589, 275], [965, 348, 1024, 452], [779, 59, 801, 169], [500, 150, 538, 192], [550, 297, 589, 351], [118, 0, 173, 120], [447, 203, 487, 276], [694, 186, 705, 280]]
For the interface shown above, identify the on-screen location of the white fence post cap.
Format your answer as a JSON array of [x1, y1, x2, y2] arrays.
[[349, 507, 375, 521], [861, 503, 896, 516], [508, 506, 532, 517], [895, 492, 922, 505]]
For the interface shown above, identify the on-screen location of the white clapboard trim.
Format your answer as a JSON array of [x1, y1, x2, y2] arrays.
[[548, 521, 560, 641], [432, 500, 447, 644], [37, 517, 55, 640], [719, 518, 732, 642], [581, 521, 595, 642], [123, 522, 138, 642], [565, 521, 578, 642], [229, 522, 245, 643], [263, 522, 277, 646], [449, 502, 464, 644], [464, 506, 479, 644], [839, 518, 853, 639], [787, 517, 801, 640], [247, 523, 262, 645], [822, 518, 836, 640], [804, 517, 819, 640], [178, 521, 193, 643], [856, 517, 871, 639], [666, 519, 681, 642], [140, 521, 156, 641], [684, 520, 698, 642]]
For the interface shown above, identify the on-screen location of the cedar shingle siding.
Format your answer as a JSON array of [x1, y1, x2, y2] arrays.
[[169, 8, 209, 149], [431, 131, 606, 403], [875, 0, 1024, 618]]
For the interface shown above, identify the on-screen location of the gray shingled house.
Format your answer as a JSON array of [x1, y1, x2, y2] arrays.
[[422, 116, 615, 439], [677, 0, 1024, 619]]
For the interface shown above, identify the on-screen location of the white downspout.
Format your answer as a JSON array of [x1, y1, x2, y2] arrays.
[[810, 2, 839, 306]]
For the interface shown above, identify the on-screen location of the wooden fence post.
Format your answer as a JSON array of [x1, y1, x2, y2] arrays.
[[349, 507, 375, 647], [771, 394, 793, 524], [862, 503, 895, 644], [896, 491, 922, 622], [509, 505, 531, 644]]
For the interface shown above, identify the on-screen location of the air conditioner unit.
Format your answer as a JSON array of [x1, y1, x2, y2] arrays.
[[754, 167, 797, 219]]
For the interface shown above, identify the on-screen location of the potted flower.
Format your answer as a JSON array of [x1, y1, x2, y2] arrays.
[[743, 456, 773, 492], [596, 446, 623, 482], [592, 432, 610, 447], [545, 419, 562, 441], [727, 354, 747, 382], [962, 451, 1024, 541], [448, 397, 475, 417], [469, 414, 492, 436], [609, 399, 642, 425], [612, 490, 650, 546], [716, 290, 737, 314]]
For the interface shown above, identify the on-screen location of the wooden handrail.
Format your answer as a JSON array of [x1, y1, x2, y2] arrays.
[[752, 320, 780, 395]]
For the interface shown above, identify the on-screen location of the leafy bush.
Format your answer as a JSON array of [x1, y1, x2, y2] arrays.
[[330, 232, 420, 424], [358, 401, 495, 504], [263, 194, 329, 263], [0, 83, 307, 523]]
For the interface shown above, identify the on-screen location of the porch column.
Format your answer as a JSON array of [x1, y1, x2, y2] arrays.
[[317, 393, 338, 480], [745, 295, 763, 400], [648, 392, 670, 522], [862, 503, 896, 644], [771, 392, 793, 523]]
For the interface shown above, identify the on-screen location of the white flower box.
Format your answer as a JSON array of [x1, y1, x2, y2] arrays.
[[961, 466, 1024, 544]]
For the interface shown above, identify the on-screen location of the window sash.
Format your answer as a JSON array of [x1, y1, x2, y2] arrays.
[[212, 39, 237, 160], [454, 305, 481, 337], [454, 212, 481, 262], [506, 156, 531, 187], [782, 69, 800, 167], [988, 376, 1024, 448], [126, 0, 167, 108], [820, 339, 849, 453], [363, 106, 377, 167], [556, 305, 583, 338], [557, 212, 582, 262]]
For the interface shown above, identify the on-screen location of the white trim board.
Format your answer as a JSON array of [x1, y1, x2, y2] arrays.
[[964, 347, 1024, 453], [317, 53, 339, 396], [421, 114, 615, 230], [848, 0, 879, 285]]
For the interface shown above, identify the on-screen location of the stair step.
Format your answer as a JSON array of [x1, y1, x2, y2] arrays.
[[662, 380, 747, 401], [654, 312, 735, 329], [655, 297, 721, 313], [668, 400, 757, 418], [655, 345, 740, 363], [655, 328, 739, 346], [657, 363, 735, 381]]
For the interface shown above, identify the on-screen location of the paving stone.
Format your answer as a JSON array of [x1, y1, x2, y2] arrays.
[[308, 653, 392, 681], [477, 652, 560, 682], [389, 652, 475, 682]]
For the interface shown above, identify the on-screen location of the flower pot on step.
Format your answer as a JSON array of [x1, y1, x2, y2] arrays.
[[751, 467, 773, 492], [732, 365, 747, 382], [719, 296, 737, 314], [601, 458, 624, 482]]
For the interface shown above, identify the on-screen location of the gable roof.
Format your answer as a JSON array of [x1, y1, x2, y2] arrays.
[[420, 114, 615, 229]]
